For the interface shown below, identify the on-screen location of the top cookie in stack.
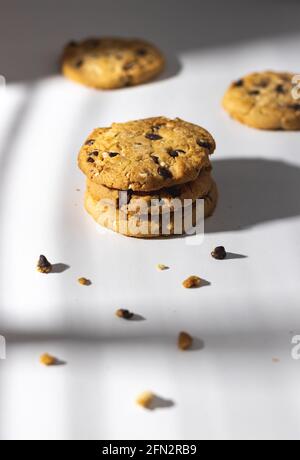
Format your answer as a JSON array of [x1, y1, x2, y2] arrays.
[[78, 117, 218, 238]]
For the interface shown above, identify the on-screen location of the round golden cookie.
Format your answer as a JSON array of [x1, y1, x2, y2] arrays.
[[223, 71, 300, 130], [87, 169, 213, 215], [78, 117, 215, 192], [84, 180, 218, 238], [62, 37, 165, 89]]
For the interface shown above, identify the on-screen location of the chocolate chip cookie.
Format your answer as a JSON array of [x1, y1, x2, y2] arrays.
[[62, 37, 165, 89], [223, 71, 300, 130], [84, 179, 218, 238], [87, 168, 214, 215], [78, 117, 216, 192]]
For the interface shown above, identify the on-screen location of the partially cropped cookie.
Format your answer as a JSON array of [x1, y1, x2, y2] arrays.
[[78, 117, 215, 192], [223, 71, 300, 130], [62, 37, 165, 89]]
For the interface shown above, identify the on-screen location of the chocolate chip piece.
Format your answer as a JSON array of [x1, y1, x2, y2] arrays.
[[289, 103, 300, 110], [90, 151, 99, 157], [86, 39, 99, 48], [158, 166, 173, 179], [211, 246, 227, 260], [146, 133, 163, 141], [37, 255, 52, 274], [85, 139, 95, 146], [234, 79, 244, 87], [87, 157, 95, 163], [257, 79, 270, 88], [151, 156, 160, 165], [197, 139, 211, 149], [108, 152, 119, 158], [136, 48, 148, 56], [275, 84, 285, 94], [126, 190, 133, 205], [168, 149, 185, 158], [165, 186, 180, 198], [115, 309, 134, 320], [248, 90, 260, 96], [74, 59, 83, 68], [123, 62, 136, 71]]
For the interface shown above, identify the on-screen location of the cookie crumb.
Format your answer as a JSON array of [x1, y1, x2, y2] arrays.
[[78, 277, 91, 286], [115, 309, 134, 320], [37, 255, 52, 274], [157, 264, 169, 271], [136, 391, 155, 409], [272, 358, 280, 363], [211, 246, 227, 260], [178, 332, 193, 350], [40, 353, 57, 366], [182, 276, 202, 289]]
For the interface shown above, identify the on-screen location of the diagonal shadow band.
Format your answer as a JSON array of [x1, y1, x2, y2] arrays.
[[0, 0, 299, 83], [206, 158, 300, 233]]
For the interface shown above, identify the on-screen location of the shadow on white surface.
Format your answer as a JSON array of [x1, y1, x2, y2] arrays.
[[0, 0, 300, 83], [207, 158, 300, 233]]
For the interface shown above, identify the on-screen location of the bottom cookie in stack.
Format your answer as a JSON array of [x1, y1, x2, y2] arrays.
[[84, 173, 218, 238]]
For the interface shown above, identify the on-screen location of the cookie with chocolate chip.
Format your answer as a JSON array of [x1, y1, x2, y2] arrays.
[[78, 117, 216, 192], [62, 37, 165, 89], [223, 71, 300, 130], [86, 168, 214, 215], [84, 179, 218, 238]]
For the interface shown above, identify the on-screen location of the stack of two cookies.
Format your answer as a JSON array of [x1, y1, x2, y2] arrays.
[[78, 117, 218, 238]]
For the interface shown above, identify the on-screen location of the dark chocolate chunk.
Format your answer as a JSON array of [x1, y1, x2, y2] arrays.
[[248, 90, 260, 96], [85, 139, 95, 146], [146, 133, 163, 141], [289, 103, 300, 110], [136, 49, 148, 56], [275, 84, 285, 94], [75, 59, 83, 68], [158, 166, 173, 179], [197, 139, 211, 149], [116, 309, 134, 320], [108, 152, 119, 158], [234, 79, 244, 87], [37, 255, 52, 274], [211, 246, 227, 260], [168, 149, 185, 158], [87, 157, 95, 163], [151, 156, 160, 165]]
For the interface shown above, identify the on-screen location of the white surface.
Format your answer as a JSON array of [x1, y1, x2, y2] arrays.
[[1, 0, 300, 441]]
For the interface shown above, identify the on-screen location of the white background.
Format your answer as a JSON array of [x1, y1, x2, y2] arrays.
[[0, 0, 300, 440]]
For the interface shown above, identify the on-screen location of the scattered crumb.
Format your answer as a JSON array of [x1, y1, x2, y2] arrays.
[[40, 353, 57, 366], [115, 308, 134, 320], [37, 255, 52, 274], [211, 246, 227, 260], [78, 277, 91, 286], [76, 189, 81, 192], [272, 358, 280, 363], [178, 331, 193, 350], [182, 276, 202, 289], [136, 391, 155, 409], [157, 264, 169, 271]]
